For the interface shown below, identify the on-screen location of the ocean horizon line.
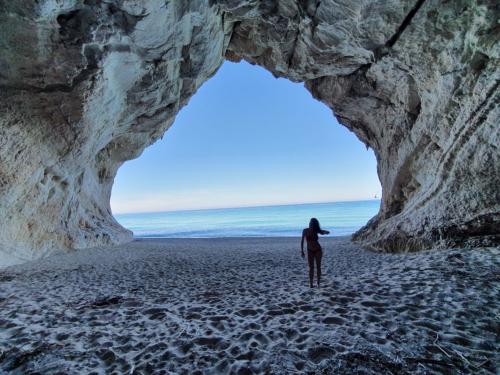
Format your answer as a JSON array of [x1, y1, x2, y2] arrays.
[[133, 234, 354, 240], [113, 198, 381, 216]]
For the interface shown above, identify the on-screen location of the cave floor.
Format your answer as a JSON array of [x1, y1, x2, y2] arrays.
[[0, 237, 498, 374]]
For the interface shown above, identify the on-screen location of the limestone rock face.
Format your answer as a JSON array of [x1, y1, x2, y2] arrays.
[[0, 0, 498, 263]]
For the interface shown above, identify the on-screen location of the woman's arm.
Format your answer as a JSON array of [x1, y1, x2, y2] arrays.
[[321, 229, 330, 235], [301, 229, 305, 258]]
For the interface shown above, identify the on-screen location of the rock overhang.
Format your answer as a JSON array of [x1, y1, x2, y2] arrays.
[[0, 0, 498, 264]]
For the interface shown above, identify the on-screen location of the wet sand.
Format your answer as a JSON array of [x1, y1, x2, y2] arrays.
[[0, 237, 498, 374]]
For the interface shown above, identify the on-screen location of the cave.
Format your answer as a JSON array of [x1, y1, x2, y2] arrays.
[[0, 0, 498, 264]]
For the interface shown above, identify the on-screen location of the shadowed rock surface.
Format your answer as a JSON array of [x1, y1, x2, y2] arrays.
[[0, 0, 498, 262]]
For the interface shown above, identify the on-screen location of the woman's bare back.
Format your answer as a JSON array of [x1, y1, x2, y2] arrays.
[[303, 228, 321, 252]]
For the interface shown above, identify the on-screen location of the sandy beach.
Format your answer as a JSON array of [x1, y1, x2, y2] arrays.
[[0, 237, 498, 374]]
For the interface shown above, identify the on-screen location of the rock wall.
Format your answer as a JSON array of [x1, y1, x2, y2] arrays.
[[0, 0, 498, 263]]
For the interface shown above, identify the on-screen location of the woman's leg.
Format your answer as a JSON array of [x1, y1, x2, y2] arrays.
[[307, 250, 315, 287], [316, 251, 322, 286]]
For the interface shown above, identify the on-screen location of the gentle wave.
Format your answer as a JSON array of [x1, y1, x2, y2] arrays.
[[114, 200, 380, 238]]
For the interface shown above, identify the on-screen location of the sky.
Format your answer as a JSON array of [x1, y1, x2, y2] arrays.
[[111, 61, 381, 214]]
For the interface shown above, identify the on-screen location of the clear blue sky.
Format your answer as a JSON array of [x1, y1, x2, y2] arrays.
[[111, 61, 381, 214]]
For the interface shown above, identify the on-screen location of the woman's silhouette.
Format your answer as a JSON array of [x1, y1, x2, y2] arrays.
[[301, 218, 330, 288]]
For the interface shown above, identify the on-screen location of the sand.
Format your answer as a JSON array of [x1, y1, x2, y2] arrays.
[[0, 237, 498, 374]]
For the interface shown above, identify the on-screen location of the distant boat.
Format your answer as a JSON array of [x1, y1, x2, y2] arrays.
[[374, 194, 378, 199]]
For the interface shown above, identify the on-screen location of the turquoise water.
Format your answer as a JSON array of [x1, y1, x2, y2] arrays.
[[114, 200, 380, 238]]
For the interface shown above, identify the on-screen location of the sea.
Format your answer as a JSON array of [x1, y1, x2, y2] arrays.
[[114, 200, 380, 238]]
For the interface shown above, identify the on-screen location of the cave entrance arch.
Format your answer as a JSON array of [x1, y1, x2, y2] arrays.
[[0, 1, 497, 265], [110, 61, 382, 238]]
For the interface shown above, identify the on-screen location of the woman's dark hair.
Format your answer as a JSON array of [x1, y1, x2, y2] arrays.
[[309, 218, 322, 234]]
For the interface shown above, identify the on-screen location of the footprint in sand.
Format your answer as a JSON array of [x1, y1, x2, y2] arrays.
[[365, 313, 381, 323], [266, 307, 296, 317], [175, 340, 193, 355], [193, 336, 226, 350], [236, 308, 260, 317], [323, 316, 344, 325], [307, 346, 336, 363], [294, 361, 306, 371], [298, 304, 315, 312], [143, 307, 167, 320]]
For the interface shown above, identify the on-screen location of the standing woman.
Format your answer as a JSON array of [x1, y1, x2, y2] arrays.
[[301, 218, 330, 288]]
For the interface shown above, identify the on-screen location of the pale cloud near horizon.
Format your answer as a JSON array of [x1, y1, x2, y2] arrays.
[[110, 185, 381, 214]]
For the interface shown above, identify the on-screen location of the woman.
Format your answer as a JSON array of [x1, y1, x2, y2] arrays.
[[301, 218, 330, 288]]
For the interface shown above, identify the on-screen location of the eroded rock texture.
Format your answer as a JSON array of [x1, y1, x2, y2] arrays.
[[0, 0, 498, 263]]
